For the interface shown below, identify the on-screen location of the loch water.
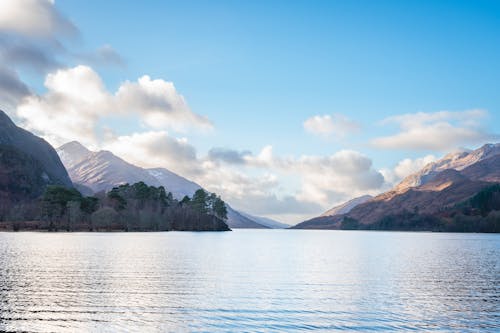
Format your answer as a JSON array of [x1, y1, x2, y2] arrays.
[[0, 230, 498, 332]]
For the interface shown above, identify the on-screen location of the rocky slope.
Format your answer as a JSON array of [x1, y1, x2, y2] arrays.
[[0, 110, 72, 187], [294, 144, 500, 230], [57, 141, 270, 229], [395, 143, 499, 192]]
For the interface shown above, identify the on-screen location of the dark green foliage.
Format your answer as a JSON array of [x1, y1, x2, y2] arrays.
[[187, 189, 228, 220], [16, 182, 231, 232], [80, 196, 99, 215], [340, 217, 360, 230], [212, 196, 228, 220], [467, 184, 500, 216], [191, 189, 209, 214], [0, 182, 230, 231], [180, 195, 191, 206], [40, 186, 98, 231], [366, 213, 444, 231]]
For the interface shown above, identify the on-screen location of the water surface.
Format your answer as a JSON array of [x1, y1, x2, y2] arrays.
[[0, 230, 498, 332]]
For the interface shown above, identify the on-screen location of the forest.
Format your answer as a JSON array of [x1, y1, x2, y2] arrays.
[[0, 182, 230, 232]]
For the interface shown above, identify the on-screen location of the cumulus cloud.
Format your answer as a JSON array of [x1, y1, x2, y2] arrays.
[[372, 110, 497, 151], [0, 0, 77, 38], [102, 131, 200, 177], [304, 114, 360, 138], [289, 151, 385, 206], [204, 146, 385, 214], [380, 154, 437, 186], [116, 75, 212, 131], [193, 164, 323, 216], [15, 65, 213, 146], [16, 66, 110, 145]]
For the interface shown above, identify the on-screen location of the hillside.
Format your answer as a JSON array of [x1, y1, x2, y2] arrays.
[[293, 145, 500, 231], [0, 110, 72, 187], [0, 111, 74, 220]]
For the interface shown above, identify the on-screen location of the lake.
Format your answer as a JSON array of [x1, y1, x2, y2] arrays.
[[0, 230, 498, 332]]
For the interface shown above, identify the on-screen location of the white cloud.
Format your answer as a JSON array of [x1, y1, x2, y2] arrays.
[[289, 150, 385, 206], [0, 0, 77, 37], [102, 131, 200, 177], [16, 66, 110, 146], [372, 110, 497, 151], [303, 114, 360, 138], [116, 75, 212, 131], [206, 146, 385, 213], [15, 65, 213, 146], [380, 154, 437, 186]]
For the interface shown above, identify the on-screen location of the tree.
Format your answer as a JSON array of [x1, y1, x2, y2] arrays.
[[41, 186, 83, 230], [191, 189, 209, 214], [180, 195, 191, 206], [212, 196, 228, 220]]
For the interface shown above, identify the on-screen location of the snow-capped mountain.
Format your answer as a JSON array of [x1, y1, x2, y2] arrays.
[[395, 143, 500, 192], [57, 141, 271, 228], [57, 141, 162, 193]]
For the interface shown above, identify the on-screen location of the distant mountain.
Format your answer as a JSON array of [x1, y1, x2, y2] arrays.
[[147, 168, 200, 199], [395, 143, 500, 192], [240, 212, 289, 229], [293, 144, 500, 231], [57, 141, 269, 229], [0, 110, 72, 188], [320, 195, 373, 217], [57, 141, 162, 193]]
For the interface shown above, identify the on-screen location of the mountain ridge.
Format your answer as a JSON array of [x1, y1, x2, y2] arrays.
[[293, 144, 500, 230], [57, 141, 271, 229]]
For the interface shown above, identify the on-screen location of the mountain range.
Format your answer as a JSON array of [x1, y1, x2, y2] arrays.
[[293, 143, 500, 230], [56, 141, 281, 229]]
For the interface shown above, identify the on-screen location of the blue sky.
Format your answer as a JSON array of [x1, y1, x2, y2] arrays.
[[1, 0, 499, 222], [54, 0, 500, 162]]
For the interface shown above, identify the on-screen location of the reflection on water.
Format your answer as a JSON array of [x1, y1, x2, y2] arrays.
[[0, 230, 498, 332]]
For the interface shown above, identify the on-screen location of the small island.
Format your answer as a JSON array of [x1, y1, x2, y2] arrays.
[[1, 184, 230, 232]]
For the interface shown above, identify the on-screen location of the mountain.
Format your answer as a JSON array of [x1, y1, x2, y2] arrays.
[[395, 143, 500, 192], [227, 209, 270, 229], [240, 212, 289, 229], [57, 141, 162, 193], [0, 110, 72, 188], [0, 111, 74, 220], [293, 144, 500, 231], [57, 141, 269, 229], [320, 195, 373, 217], [147, 168, 201, 199]]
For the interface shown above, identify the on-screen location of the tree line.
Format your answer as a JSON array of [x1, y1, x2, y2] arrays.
[[1, 182, 230, 232]]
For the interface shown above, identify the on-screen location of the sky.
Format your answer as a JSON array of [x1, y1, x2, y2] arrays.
[[0, 0, 499, 223]]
